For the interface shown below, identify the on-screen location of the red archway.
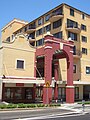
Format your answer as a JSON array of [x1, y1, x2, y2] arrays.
[[35, 34, 74, 104]]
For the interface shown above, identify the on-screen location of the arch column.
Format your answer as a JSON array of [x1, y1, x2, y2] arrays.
[[34, 52, 37, 77], [66, 53, 74, 103], [43, 45, 53, 104], [54, 61, 59, 100], [0, 80, 2, 102]]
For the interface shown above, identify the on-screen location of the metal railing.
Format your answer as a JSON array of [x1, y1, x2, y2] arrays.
[[28, 25, 36, 29], [66, 23, 81, 29], [50, 11, 63, 18]]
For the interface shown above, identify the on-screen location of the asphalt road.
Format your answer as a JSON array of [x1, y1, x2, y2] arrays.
[[0, 108, 71, 120], [40, 113, 90, 120], [16, 113, 90, 120]]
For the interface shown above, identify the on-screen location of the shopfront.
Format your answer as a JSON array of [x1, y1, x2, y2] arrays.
[[3, 87, 34, 103], [1, 77, 45, 103]]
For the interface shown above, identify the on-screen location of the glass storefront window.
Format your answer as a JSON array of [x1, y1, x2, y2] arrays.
[[5, 88, 13, 99], [25, 88, 32, 100], [36, 87, 43, 101], [15, 88, 22, 99]]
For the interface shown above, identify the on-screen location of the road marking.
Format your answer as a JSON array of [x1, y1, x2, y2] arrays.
[[14, 112, 86, 120]]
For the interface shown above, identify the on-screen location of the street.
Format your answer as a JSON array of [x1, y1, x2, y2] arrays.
[[29, 113, 90, 120], [0, 108, 71, 120], [0, 105, 90, 120]]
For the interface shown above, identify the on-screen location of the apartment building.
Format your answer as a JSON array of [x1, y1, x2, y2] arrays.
[[0, 3, 90, 103]]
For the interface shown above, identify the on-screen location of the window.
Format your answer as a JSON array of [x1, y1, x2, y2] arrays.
[[28, 32, 35, 39], [36, 87, 43, 101], [24, 27, 27, 32], [53, 31, 62, 39], [44, 24, 51, 32], [75, 87, 79, 99], [12, 35, 14, 40], [6, 37, 10, 42], [81, 24, 86, 31], [5, 88, 13, 99], [73, 46, 76, 55], [67, 19, 78, 28], [73, 65, 76, 73], [70, 8, 74, 16], [25, 88, 33, 100], [36, 28, 43, 36], [15, 88, 22, 99], [36, 39, 44, 46], [53, 19, 62, 29], [52, 7, 63, 15], [45, 14, 50, 21], [82, 36, 87, 42], [58, 87, 66, 100], [82, 14, 85, 20], [68, 32, 77, 41], [17, 60, 24, 69], [38, 18, 43, 25], [86, 66, 90, 74], [82, 48, 87, 55]]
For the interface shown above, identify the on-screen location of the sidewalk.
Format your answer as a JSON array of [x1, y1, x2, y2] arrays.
[[60, 103, 90, 113]]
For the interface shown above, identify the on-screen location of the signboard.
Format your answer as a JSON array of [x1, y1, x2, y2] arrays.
[[16, 83, 24, 86], [46, 81, 50, 87]]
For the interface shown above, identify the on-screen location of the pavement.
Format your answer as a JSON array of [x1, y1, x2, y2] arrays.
[[60, 103, 90, 114]]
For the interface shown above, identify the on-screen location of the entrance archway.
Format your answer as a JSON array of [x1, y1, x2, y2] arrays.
[[35, 34, 74, 104]]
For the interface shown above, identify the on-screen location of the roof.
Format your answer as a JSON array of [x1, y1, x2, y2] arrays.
[[1, 18, 28, 31]]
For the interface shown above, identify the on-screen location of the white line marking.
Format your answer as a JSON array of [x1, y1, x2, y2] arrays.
[[14, 112, 86, 120]]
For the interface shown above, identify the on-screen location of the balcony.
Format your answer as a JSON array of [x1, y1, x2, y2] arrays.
[[66, 23, 81, 33], [26, 26, 36, 34], [73, 50, 82, 58], [28, 37, 35, 43], [49, 12, 63, 22]]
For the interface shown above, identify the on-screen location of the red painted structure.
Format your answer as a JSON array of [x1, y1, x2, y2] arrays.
[[35, 34, 74, 104]]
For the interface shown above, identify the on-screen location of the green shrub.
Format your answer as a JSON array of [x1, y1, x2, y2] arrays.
[[7, 104, 17, 109], [0, 103, 61, 109], [36, 104, 44, 107], [17, 103, 27, 108], [78, 101, 90, 104], [50, 104, 61, 107], [0, 105, 7, 109]]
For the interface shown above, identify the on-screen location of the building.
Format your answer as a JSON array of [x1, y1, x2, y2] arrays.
[[0, 3, 90, 104]]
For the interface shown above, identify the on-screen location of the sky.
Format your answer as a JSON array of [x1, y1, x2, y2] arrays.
[[0, 0, 90, 36]]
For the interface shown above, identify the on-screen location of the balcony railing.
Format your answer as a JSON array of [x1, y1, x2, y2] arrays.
[[28, 25, 36, 29], [49, 12, 63, 22], [50, 11, 63, 17], [26, 25, 36, 34], [66, 23, 81, 33]]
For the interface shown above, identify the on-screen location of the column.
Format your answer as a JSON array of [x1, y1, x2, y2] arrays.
[[0, 80, 3, 102], [34, 53, 37, 77], [54, 61, 59, 100], [43, 45, 53, 104], [66, 54, 74, 103], [33, 84, 36, 102]]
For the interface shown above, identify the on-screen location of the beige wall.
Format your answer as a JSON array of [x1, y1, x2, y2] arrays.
[[0, 48, 3, 76], [1, 19, 28, 41], [2, 34, 35, 77], [59, 58, 67, 81], [81, 59, 90, 82]]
